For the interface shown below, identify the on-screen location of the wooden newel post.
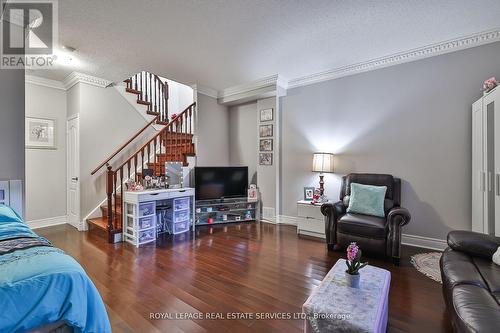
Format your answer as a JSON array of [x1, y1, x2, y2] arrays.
[[106, 165, 114, 243]]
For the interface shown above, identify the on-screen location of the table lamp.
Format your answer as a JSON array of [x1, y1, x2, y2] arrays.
[[312, 152, 334, 196]]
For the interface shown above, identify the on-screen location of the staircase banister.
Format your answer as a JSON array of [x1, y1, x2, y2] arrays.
[[91, 115, 159, 175], [113, 126, 168, 173], [112, 102, 196, 173], [169, 102, 196, 123]]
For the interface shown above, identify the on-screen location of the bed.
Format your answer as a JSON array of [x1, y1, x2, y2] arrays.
[[0, 204, 111, 333]]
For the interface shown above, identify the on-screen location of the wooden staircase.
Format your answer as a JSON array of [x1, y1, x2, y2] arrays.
[[88, 71, 196, 242]]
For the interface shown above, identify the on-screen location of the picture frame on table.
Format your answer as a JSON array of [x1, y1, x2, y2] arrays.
[[25, 117, 56, 149], [303, 187, 315, 201], [259, 139, 273, 151], [260, 108, 273, 122], [259, 153, 273, 166], [259, 124, 273, 137]]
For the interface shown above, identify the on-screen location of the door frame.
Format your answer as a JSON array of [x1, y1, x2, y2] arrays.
[[66, 114, 82, 230]]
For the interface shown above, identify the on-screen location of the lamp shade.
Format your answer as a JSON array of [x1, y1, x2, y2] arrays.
[[312, 153, 334, 173]]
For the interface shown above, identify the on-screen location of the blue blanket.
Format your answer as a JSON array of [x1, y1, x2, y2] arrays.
[[0, 216, 111, 333]]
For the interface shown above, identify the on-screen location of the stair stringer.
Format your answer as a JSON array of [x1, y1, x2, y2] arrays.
[[114, 83, 164, 131]]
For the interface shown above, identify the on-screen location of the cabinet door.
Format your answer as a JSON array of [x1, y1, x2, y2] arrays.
[[491, 88, 500, 237], [472, 100, 485, 233]]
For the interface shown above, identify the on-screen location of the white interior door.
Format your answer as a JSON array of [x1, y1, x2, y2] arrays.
[[472, 100, 485, 233], [491, 88, 500, 237], [67, 116, 81, 230]]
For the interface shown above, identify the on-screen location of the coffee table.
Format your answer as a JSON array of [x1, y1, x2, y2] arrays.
[[302, 259, 391, 333]]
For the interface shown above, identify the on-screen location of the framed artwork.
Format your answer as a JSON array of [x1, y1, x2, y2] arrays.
[[259, 139, 273, 151], [259, 153, 273, 166], [304, 187, 315, 201], [25, 117, 56, 149], [260, 108, 274, 122], [259, 124, 273, 137]]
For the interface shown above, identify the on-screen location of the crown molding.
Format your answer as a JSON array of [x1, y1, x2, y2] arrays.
[[191, 84, 218, 99], [25, 72, 113, 91], [25, 75, 66, 90], [63, 72, 112, 90], [288, 28, 500, 89], [219, 74, 288, 99], [218, 74, 288, 105]]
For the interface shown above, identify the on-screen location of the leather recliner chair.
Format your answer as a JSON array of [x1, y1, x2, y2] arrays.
[[440, 230, 500, 333], [321, 173, 411, 264]]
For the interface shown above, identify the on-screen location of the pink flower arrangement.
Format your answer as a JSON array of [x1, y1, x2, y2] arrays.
[[345, 242, 368, 275], [483, 77, 498, 92]]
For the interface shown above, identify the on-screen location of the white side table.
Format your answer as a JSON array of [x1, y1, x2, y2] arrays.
[[297, 200, 330, 239]]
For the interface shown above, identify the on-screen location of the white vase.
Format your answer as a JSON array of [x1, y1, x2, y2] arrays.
[[345, 272, 360, 288]]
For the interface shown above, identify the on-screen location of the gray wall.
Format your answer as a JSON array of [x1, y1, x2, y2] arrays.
[[227, 97, 281, 219], [0, 70, 25, 182], [256, 97, 279, 216], [196, 94, 230, 166], [78, 83, 155, 220], [229, 102, 258, 181], [281, 41, 500, 240], [25, 83, 67, 221]]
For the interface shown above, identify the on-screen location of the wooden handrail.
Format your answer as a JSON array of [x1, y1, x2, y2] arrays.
[[113, 102, 196, 172], [91, 115, 158, 175]]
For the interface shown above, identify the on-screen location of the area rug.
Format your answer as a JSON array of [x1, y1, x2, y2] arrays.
[[410, 252, 442, 283]]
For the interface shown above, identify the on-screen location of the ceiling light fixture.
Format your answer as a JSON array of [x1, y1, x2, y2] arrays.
[[54, 45, 79, 67]]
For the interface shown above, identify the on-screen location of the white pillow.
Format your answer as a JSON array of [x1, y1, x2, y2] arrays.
[[493, 247, 500, 266]]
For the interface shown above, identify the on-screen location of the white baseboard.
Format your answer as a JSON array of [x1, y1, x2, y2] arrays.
[[26, 215, 68, 229], [260, 214, 299, 225], [401, 233, 447, 251], [275, 215, 299, 226]]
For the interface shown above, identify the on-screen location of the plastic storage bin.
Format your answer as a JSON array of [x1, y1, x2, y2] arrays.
[[138, 216, 155, 230], [139, 202, 155, 217], [174, 197, 190, 211], [165, 208, 190, 223], [167, 220, 190, 235], [138, 228, 155, 244]]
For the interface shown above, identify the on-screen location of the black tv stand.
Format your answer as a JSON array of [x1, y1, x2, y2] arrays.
[[195, 197, 260, 226]]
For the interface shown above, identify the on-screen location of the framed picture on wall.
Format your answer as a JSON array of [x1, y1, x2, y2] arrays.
[[260, 108, 273, 122], [259, 139, 273, 151], [259, 153, 273, 166], [259, 124, 273, 137], [25, 117, 56, 149]]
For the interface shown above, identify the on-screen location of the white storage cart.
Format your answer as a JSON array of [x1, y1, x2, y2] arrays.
[[123, 188, 195, 247]]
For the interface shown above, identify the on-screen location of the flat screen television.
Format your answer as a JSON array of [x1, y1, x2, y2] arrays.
[[194, 167, 248, 200]]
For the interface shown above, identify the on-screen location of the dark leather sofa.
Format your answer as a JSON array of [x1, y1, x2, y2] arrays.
[[440, 230, 500, 333], [321, 173, 411, 264]]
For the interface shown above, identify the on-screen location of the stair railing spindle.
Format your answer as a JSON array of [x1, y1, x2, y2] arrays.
[[113, 172, 117, 221], [119, 167, 124, 231], [154, 136, 157, 176]]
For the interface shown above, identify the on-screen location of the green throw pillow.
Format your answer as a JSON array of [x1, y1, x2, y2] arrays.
[[346, 183, 387, 217]]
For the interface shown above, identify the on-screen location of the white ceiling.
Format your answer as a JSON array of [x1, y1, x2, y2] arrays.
[[28, 0, 500, 91]]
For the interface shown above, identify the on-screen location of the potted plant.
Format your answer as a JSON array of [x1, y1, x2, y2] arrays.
[[345, 242, 368, 288]]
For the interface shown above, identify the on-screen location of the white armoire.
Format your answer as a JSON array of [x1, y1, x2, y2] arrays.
[[472, 85, 500, 236]]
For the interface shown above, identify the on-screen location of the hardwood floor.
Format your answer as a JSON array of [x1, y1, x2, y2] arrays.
[[37, 223, 452, 333]]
